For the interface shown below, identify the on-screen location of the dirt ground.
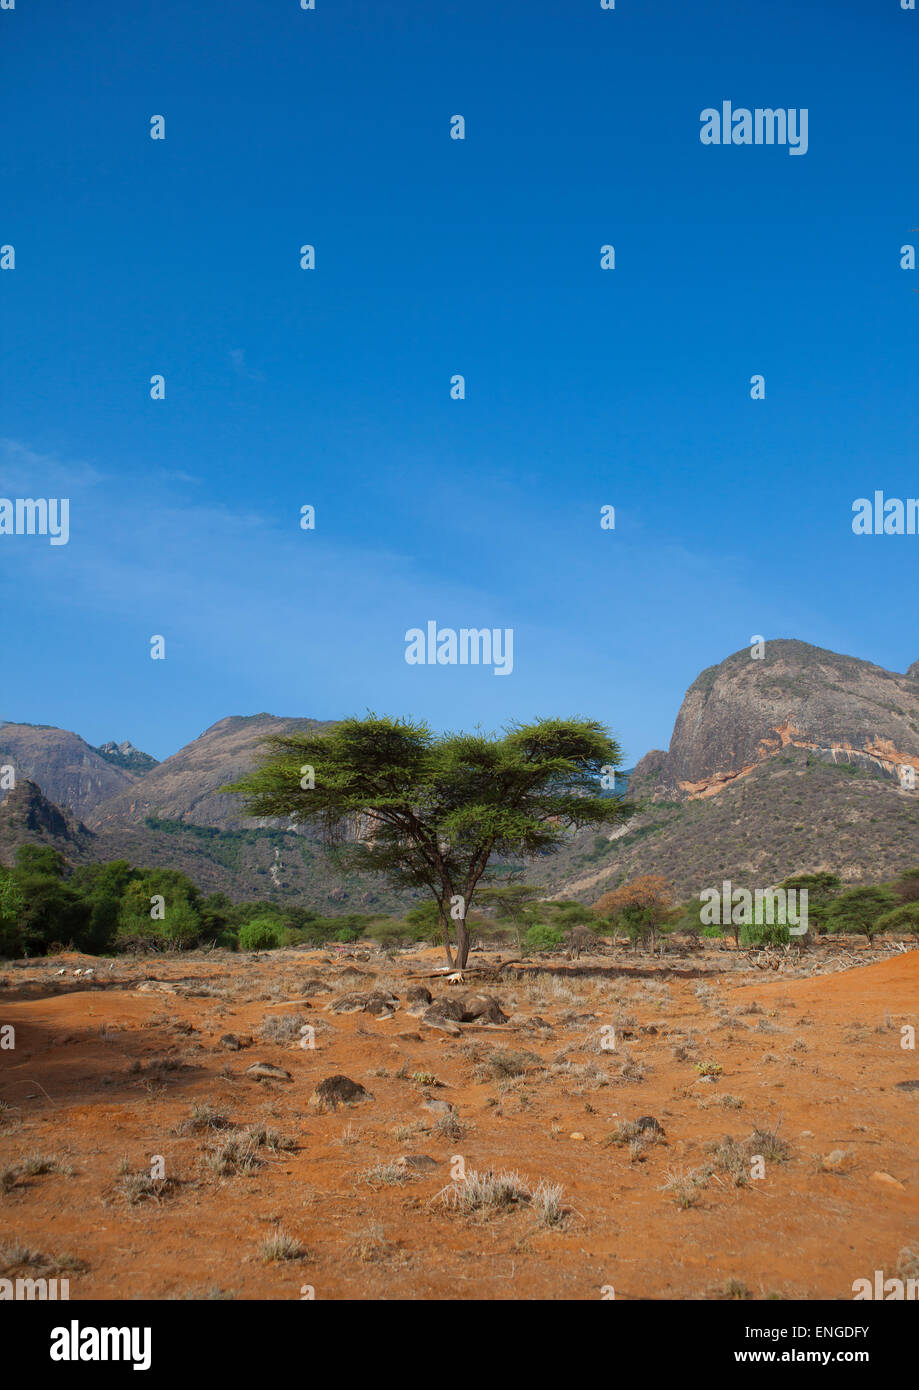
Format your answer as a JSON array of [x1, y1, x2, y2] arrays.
[[1, 941, 917, 1301]]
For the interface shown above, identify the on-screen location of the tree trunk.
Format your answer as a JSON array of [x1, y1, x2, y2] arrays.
[[439, 907, 455, 967], [455, 917, 471, 971]]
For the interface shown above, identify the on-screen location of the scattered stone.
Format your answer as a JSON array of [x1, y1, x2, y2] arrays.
[[822, 1148, 853, 1171], [422, 1097, 456, 1117], [422, 1015, 462, 1037], [404, 985, 433, 1015], [309, 1074, 373, 1111], [328, 990, 398, 1017], [459, 993, 508, 1025], [396, 1154, 438, 1171], [335, 966, 376, 983], [298, 978, 333, 994], [245, 1061, 292, 1082], [870, 1171, 905, 1190], [421, 999, 464, 1034], [424, 997, 465, 1022], [219, 1033, 241, 1051], [569, 1132, 586, 1141], [397, 1031, 423, 1042]]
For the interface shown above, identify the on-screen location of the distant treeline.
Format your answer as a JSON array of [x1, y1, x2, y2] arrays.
[[0, 846, 388, 958], [1, 847, 918, 960]]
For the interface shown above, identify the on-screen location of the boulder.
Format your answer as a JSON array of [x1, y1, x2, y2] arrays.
[[329, 990, 398, 1017], [309, 1074, 373, 1111], [459, 992, 508, 1025], [245, 1061, 292, 1082]]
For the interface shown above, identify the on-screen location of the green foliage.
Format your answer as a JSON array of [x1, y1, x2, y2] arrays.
[[226, 713, 631, 967], [6, 846, 91, 955], [778, 872, 841, 929], [874, 902, 919, 940], [524, 922, 565, 953], [115, 869, 203, 950], [739, 918, 790, 947], [401, 902, 443, 941], [675, 897, 724, 939], [544, 901, 602, 931], [619, 901, 668, 946], [238, 917, 283, 951], [15, 844, 67, 879], [0, 871, 26, 956], [143, 816, 289, 871], [823, 886, 896, 942], [893, 867, 919, 903]]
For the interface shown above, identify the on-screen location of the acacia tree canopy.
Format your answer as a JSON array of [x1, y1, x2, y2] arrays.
[[225, 714, 631, 968]]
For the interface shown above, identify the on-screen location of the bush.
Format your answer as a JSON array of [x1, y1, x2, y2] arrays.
[[524, 923, 564, 953], [824, 887, 896, 944], [238, 918, 283, 951], [740, 919, 790, 948], [874, 902, 919, 943]]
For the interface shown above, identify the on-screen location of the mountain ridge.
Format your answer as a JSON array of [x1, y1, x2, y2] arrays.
[[3, 639, 919, 905]]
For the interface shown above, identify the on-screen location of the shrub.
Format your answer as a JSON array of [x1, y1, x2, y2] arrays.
[[524, 923, 564, 953], [874, 902, 919, 943], [238, 917, 283, 951]]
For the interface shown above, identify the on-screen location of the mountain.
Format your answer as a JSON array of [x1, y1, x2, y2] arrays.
[[93, 741, 159, 775], [87, 714, 335, 831], [4, 640, 919, 909], [0, 779, 95, 867], [540, 640, 919, 901], [629, 639, 919, 801], [0, 714, 401, 911], [80, 713, 406, 911], [0, 723, 138, 820]]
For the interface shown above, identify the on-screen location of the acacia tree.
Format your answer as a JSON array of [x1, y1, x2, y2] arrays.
[[594, 874, 675, 952], [476, 883, 543, 949], [226, 714, 631, 969]]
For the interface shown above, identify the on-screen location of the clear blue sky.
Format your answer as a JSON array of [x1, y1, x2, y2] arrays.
[[1, 0, 917, 763]]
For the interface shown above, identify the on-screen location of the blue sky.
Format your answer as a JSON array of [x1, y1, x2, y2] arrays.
[[1, 0, 917, 764]]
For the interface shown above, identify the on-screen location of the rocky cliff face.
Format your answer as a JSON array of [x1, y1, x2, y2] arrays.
[[87, 713, 335, 831], [0, 723, 138, 820], [631, 640, 919, 801], [7, 642, 919, 907], [94, 740, 159, 775], [539, 639, 919, 901], [0, 779, 95, 867]]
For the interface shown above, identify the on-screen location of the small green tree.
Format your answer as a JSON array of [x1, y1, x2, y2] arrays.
[[238, 917, 283, 951], [476, 883, 543, 949], [874, 901, 919, 945], [226, 715, 631, 969], [824, 886, 896, 947], [116, 870, 202, 951], [0, 871, 26, 957], [9, 846, 91, 956], [778, 872, 841, 932], [524, 922, 564, 953]]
